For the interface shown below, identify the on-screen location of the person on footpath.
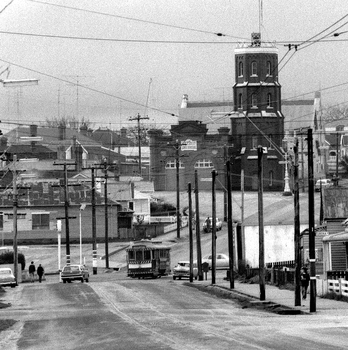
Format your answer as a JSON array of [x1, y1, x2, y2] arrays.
[[300, 266, 310, 299], [37, 264, 44, 283], [29, 261, 36, 283]]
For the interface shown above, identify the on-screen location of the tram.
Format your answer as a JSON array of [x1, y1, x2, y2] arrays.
[[126, 240, 171, 278]]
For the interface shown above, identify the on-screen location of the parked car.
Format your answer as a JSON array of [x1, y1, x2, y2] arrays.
[[61, 264, 89, 283], [315, 179, 333, 192], [0, 267, 16, 288], [173, 261, 198, 280], [201, 253, 229, 270], [202, 217, 223, 233]]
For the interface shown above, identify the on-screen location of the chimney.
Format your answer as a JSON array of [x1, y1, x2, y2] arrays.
[[181, 94, 188, 108], [58, 124, 66, 140], [121, 128, 127, 138], [75, 144, 83, 172], [80, 124, 88, 136], [30, 124, 38, 137]]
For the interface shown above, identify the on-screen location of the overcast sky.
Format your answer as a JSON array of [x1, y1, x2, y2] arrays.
[[0, 0, 347, 132]]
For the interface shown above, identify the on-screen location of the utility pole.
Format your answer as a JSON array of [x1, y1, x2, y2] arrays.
[[129, 113, 149, 176], [293, 140, 301, 306], [104, 160, 109, 269], [194, 170, 203, 281], [226, 160, 234, 289], [211, 169, 217, 285], [53, 162, 78, 265], [188, 183, 193, 283], [175, 140, 181, 239], [336, 132, 339, 186], [308, 128, 316, 312], [12, 155, 18, 285], [223, 145, 228, 222], [258, 146, 265, 301], [91, 167, 97, 275]]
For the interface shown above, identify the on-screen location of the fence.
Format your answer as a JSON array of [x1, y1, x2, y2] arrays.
[[327, 278, 348, 297]]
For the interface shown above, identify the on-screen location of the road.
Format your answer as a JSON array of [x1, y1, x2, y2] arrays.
[[1, 272, 348, 350]]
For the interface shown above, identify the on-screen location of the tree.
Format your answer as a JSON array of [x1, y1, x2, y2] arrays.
[[339, 154, 348, 174], [44, 116, 94, 130], [0, 251, 26, 271], [322, 105, 348, 123]]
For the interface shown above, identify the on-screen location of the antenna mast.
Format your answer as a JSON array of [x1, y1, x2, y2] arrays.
[[259, 0, 263, 36]]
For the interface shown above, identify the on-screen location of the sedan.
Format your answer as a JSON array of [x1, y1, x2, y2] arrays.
[[201, 253, 229, 270], [173, 261, 198, 280], [0, 267, 16, 288], [61, 264, 89, 283], [202, 217, 223, 233]]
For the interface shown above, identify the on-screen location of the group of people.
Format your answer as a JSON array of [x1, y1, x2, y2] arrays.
[[28, 261, 45, 283]]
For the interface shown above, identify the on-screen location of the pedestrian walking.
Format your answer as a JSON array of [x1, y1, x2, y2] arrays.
[[300, 266, 310, 299], [37, 264, 44, 283], [29, 261, 36, 283]]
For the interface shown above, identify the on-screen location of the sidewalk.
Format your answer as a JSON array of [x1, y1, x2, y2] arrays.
[[198, 273, 348, 315]]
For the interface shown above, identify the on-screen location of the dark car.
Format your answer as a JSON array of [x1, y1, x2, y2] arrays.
[[61, 264, 89, 283]]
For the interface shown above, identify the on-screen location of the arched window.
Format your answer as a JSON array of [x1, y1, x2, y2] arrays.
[[252, 135, 258, 149], [238, 93, 243, 109], [267, 93, 272, 107], [268, 134, 273, 149], [194, 159, 213, 168], [266, 61, 272, 76], [165, 160, 184, 169], [251, 93, 258, 107], [269, 171, 274, 186], [238, 61, 244, 77], [251, 61, 257, 76]]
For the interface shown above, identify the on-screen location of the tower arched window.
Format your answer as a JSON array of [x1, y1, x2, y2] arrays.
[[267, 61, 272, 76], [267, 93, 272, 107], [251, 61, 257, 76], [268, 134, 273, 149], [251, 93, 258, 107], [238, 93, 243, 109], [238, 61, 244, 77], [252, 134, 258, 149]]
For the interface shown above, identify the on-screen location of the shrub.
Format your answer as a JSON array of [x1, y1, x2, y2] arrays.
[[0, 251, 26, 271], [321, 292, 348, 303]]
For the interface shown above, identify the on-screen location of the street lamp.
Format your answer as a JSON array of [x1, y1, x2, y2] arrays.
[[79, 203, 86, 265]]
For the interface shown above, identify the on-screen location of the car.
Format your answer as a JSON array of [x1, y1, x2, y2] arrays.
[[202, 217, 223, 233], [61, 264, 89, 283], [315, 179, 333, 192], [201, 253, 230, 270], [173, 261, 198, 280], [0, 267, 16, 288]]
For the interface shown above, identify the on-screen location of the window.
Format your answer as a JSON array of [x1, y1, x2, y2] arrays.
[[0, 213, 2, 230], [266, 61, 272, 76], [251, 93, 258, 107], [6, 213, 26, 219], [165, 160, 184, 169], [267, 93, 272, 107], [238, 61, 244, 76], [144, 250, 151, 260], [135, 250, 143, 261], [251, 61, 257, 76], [269, 171, 273, 187], [194, 159, 213, 168], [128, 251, 135, 260], [238, 93, 243, 109], [32, 212, 50, 230], [252, 135, 258, 149], [268, 134, 273, 149]]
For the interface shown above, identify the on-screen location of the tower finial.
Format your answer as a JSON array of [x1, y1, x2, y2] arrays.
[[259, 0, 263, 37]]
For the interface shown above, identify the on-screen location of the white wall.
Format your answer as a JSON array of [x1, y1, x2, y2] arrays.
[[244, 224, 308, 267]]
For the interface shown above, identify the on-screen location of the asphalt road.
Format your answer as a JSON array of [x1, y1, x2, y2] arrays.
[[1, 272, 348, 350]]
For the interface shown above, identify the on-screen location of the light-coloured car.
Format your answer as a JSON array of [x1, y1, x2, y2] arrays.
[[201, 253, 229, 270], [315, 179, 333, 192], [0, 267, 16, 288], [173, 261, 198, 280], [202, 217, 223, 233], [61, 264, 89, 283]]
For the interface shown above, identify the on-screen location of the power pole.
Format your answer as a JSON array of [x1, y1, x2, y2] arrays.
[[188, 183, 193, 283], [175, 140, 181, 239], [308, 128, 316, 312], [104, 160, 109, 269], [12, 155, 18, 285], [336, 132, 339, 185], [223, 145, 228, 222], [258, 146, 265, 301], [211, 169, 217, 285], [91, 167, 97, 275], [294, 139, 301, 306], [194, 170, 203, 281], [226, 160, 234, 289], [129, 113, 149, 176], [53, 162, 78, 265]]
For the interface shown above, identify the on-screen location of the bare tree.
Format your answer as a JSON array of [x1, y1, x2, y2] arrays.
[[322, 105, 348, 123], [44, 116, 94, 130]]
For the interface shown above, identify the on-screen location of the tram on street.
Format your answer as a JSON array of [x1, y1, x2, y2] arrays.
[[126, 240, 171, 278]]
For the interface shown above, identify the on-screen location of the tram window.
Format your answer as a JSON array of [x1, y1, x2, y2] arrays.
[[160, 250, 169, 258], [153, 250, 159, 259], [136, 250, 143, 261], [128, 251, 135, 260], [144, 250, 151, 260]]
